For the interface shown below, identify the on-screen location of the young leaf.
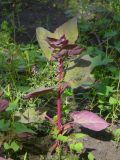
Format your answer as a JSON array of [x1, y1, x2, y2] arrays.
[[52, 44, 84, 59], [113, 128, 120, 142], [24, 87, 54, 99], [57, 134, 68, 142], [109, 97, 118, 105], [70, 133, 86, 139], [46, 35, 68, 49], [10, 141, 20, 152], [88, 152, 95, 160], [69, 142, 83, 152], [6, 98, 19, 111], [4, 142, 10, 150], [70, 111, 109, 131]]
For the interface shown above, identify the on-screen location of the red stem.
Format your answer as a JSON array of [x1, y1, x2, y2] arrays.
[[57, 58, 63, 131]]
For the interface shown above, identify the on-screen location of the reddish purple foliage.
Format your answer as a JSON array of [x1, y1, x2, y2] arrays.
[[17, 132, 33, 140], [70, 111, 109, 131], [46, 35, 68, 49], [0, 99, 9, 112], [46, 35, 84, 60], [24, 87, 54, 99], [0, 157, 6, 160]]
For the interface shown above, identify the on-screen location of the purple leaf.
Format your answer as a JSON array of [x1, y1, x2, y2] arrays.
[[0, 157, 7, 160], [52, 49, 67, 59], [46, 35, 68, 49], [67, 46, 85, 56], [0, 99, 9, 112], [24, 87, 54, 99], [70, 111, 109, 131], [17, 132, 33, 140], [51, 45, 84, 60]]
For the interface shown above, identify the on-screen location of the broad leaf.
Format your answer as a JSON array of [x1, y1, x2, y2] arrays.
[[17, 132, 33, 139], [36, 27, 54, 60], [6, 98, 19, 111], [24, 87, 54, 99], [109, 97, 118, 105], [70, 133, 86, 139], [0, 157, 7, 160], [104, 30, 118, 38], [70, 111, 109, 131], [0, 119, 10, 131], [55, 17, 78, 43], [90, 54, 113, 69], [88, 152, 95, 160], [4, 141, 20, 152], [69, 142, 83, 152], [57, 134, 68, 142], [15, 108, 44, 124], [13, 122, 35, 134], [64, 55, 94, 89], [10, 141, 20, 152], [0, 99, 9, 111]]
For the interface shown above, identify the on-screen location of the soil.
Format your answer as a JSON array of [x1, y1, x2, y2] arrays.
[[16, 1, 67, 43], [80, 125, 120, 160], [23, 125, 120, 160]]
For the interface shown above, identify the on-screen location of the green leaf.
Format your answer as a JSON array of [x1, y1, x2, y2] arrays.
[[36, 27, 54, 60], [104, 30, 118, 38], [69, 142, 83, 152], [57, 134, 68, 142], [15, 108, 42, 124], [88, 152, 95, 160], [6, 98, 19, 111], [0, 119, 10, 131], [4, 142, 10, 150], [13, 122, 35, 134], [113, 128, 120, 137], [114, 41, 120, 52], [106, 86, 114, 96], [55, 17, 78, 43], [113, 128, 120, 142], [10, 141, 20, 152], [114, 13, 120, 22], [91, 54, 113, 69], [71, 133, 86, 139], [64, 55, 94, 89], [109, 97, 118, 105], [24, 152, 28, 160]]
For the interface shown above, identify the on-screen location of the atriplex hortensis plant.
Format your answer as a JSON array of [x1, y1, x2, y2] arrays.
[[24, 18, 109, 134], [46, 34, 84, 130]]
